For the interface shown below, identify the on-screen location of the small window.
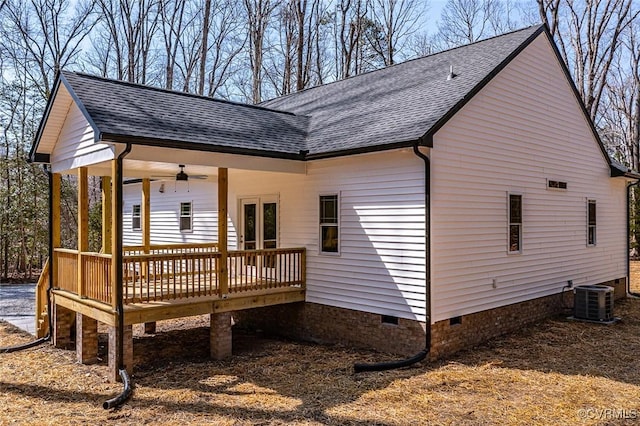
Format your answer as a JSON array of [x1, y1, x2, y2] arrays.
[[131, 204, 141, 231], [547, 180, 567, 190], [587, 199, 596, 246], [508, 194, 522, 253], [180, 202, 192, 232], [320, 194, 339, 253]]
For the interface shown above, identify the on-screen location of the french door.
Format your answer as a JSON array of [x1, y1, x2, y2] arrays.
[[239, 196, 278, 250]]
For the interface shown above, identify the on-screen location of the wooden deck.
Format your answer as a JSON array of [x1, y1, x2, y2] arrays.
[[50, 244, 306, 325]]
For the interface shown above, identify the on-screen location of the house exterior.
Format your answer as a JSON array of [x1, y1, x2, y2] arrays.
[[30, 24, 637, 380]]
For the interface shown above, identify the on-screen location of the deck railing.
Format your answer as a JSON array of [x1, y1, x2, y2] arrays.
[[54, 249, 78, 294], [53, 245, 305, 305], [123, 242, 219, 256]]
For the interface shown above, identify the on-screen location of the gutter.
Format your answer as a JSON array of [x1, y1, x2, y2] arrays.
[[103, 143, 133, 409], [353, 144, 431, 372], [627, 181, 640, 298]]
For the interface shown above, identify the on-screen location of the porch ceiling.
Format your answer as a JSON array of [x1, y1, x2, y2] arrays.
[[72, 143, 307, 177]]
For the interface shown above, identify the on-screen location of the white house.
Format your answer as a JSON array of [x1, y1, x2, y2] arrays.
[[30, 24, 637, 378]]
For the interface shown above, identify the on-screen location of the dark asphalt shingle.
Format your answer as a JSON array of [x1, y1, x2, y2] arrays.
[[260, 25, 543, 156], [57, 25, 543, 159], [62, 72, 310, 156]]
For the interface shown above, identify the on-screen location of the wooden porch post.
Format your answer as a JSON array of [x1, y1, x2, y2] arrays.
[[218, 168, 228, 295], [141, 178, 156, 334], [77, 167, 88, 298], [101, 176, 112, 254], [142, 178, 151, 251], [51, 173, 61, 288], [110, 160, 120, 309]]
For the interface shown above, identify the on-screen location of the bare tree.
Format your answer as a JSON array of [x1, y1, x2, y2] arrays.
[[0, 0, 97, 97], [368, 0, 425, 66], [96, 0, 160, 83], [537, 0, 638, 121], [159, 0, 189, 90], [244, 0, 279, 103]]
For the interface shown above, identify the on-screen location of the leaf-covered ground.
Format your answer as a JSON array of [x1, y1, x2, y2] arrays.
[[2, 272, 640, 425]]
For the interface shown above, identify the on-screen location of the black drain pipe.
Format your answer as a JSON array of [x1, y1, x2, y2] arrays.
[[354, 145, 431, 372], [627, 181, 640, 298], [1, 166, 55, 353], [103, 143, 133, 409]]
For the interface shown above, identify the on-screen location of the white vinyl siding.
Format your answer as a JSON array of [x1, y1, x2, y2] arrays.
[[229, 150, 427, 322], [123, 180, 236, 248], [49, 101, 113, 173], [430, 34, 627, 323]]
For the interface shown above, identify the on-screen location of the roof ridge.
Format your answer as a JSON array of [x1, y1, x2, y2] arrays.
[[260, 24, 543, 105], [63, 71, 300, 117]]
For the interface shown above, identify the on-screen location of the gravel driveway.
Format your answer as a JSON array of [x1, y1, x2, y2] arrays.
[[0, 284, 36, 335]]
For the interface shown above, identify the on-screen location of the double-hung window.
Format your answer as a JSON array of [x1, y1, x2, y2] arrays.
[[180, 202, 192, 232], [320, 194, 339, 253], [131, 204, 141, 231], [587, 199, 596, 246], [508, 194, 522, 253]]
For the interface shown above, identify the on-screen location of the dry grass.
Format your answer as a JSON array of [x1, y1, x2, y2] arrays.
[[4, 271, 640, 425]]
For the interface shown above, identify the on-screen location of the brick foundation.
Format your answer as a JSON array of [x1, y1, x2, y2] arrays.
[[108, 324, 133, 383], [236, 277, 627, 360], [210, 312, 232, 360], [53, 304, 75, 349], [75, 313, 98, 364]]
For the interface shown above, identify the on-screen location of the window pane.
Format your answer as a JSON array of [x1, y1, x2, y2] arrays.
[[509, 195, 521, 224], [321, 225, 339, 252], [132, 205, 141, 216], [180, 216, 191, 231], [180, 202, 191, 216], [588, 226, 596, 245], [263, 203, 277, 242], [588, 201, 596, 225], [320, 195, 338, 224], [509, 225, 520, 252], [132, 217, 141, 230], [244, 204, 256, 243]]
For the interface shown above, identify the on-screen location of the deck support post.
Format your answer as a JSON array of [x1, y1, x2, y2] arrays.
[[210, 312, 232, 359], [77, 167, 88, 298], [51, 173, 61, 288], [218, 168, 228, 296], [76, 313, 98, 364], [53, 304, 74, 349], [108, 324, 133, 383], [101, 176, 112, 254], [142, 178, 156, 333]]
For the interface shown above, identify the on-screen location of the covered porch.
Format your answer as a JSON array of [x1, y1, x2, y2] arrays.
[[38, 160, 306, 381], [30, 71, 311, 381]]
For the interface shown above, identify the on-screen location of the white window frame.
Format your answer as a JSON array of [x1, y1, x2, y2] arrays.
[[508, 193, 522, 254], [319, 193, 340, 255], [179, 201, 193, 233], [587, 199, 597, 247], [131, 204, 141, 231]]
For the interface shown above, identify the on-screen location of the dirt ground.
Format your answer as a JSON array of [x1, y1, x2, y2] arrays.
[[2, 270, 640, 425]]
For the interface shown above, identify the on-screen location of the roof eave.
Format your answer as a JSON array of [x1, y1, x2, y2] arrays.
[[29, 71, 103, 164], [610, 162, 640, 179], [29, 73, 62, 163], [100, 133, 307, 161]]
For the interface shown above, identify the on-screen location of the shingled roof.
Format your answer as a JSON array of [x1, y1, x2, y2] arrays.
[[32, 25, 550, 162], [58, 71, 310, 158], [261, 25, 544, 158]]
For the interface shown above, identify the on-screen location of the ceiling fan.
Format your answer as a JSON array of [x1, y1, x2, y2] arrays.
[[151, 165, 208, 182]]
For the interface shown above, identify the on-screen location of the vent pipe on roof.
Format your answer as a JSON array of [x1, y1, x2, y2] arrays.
[[447, 65, 457, 81]]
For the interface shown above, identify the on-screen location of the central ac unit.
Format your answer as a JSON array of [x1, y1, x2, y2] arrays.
[[573, 285, 614, 322]]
